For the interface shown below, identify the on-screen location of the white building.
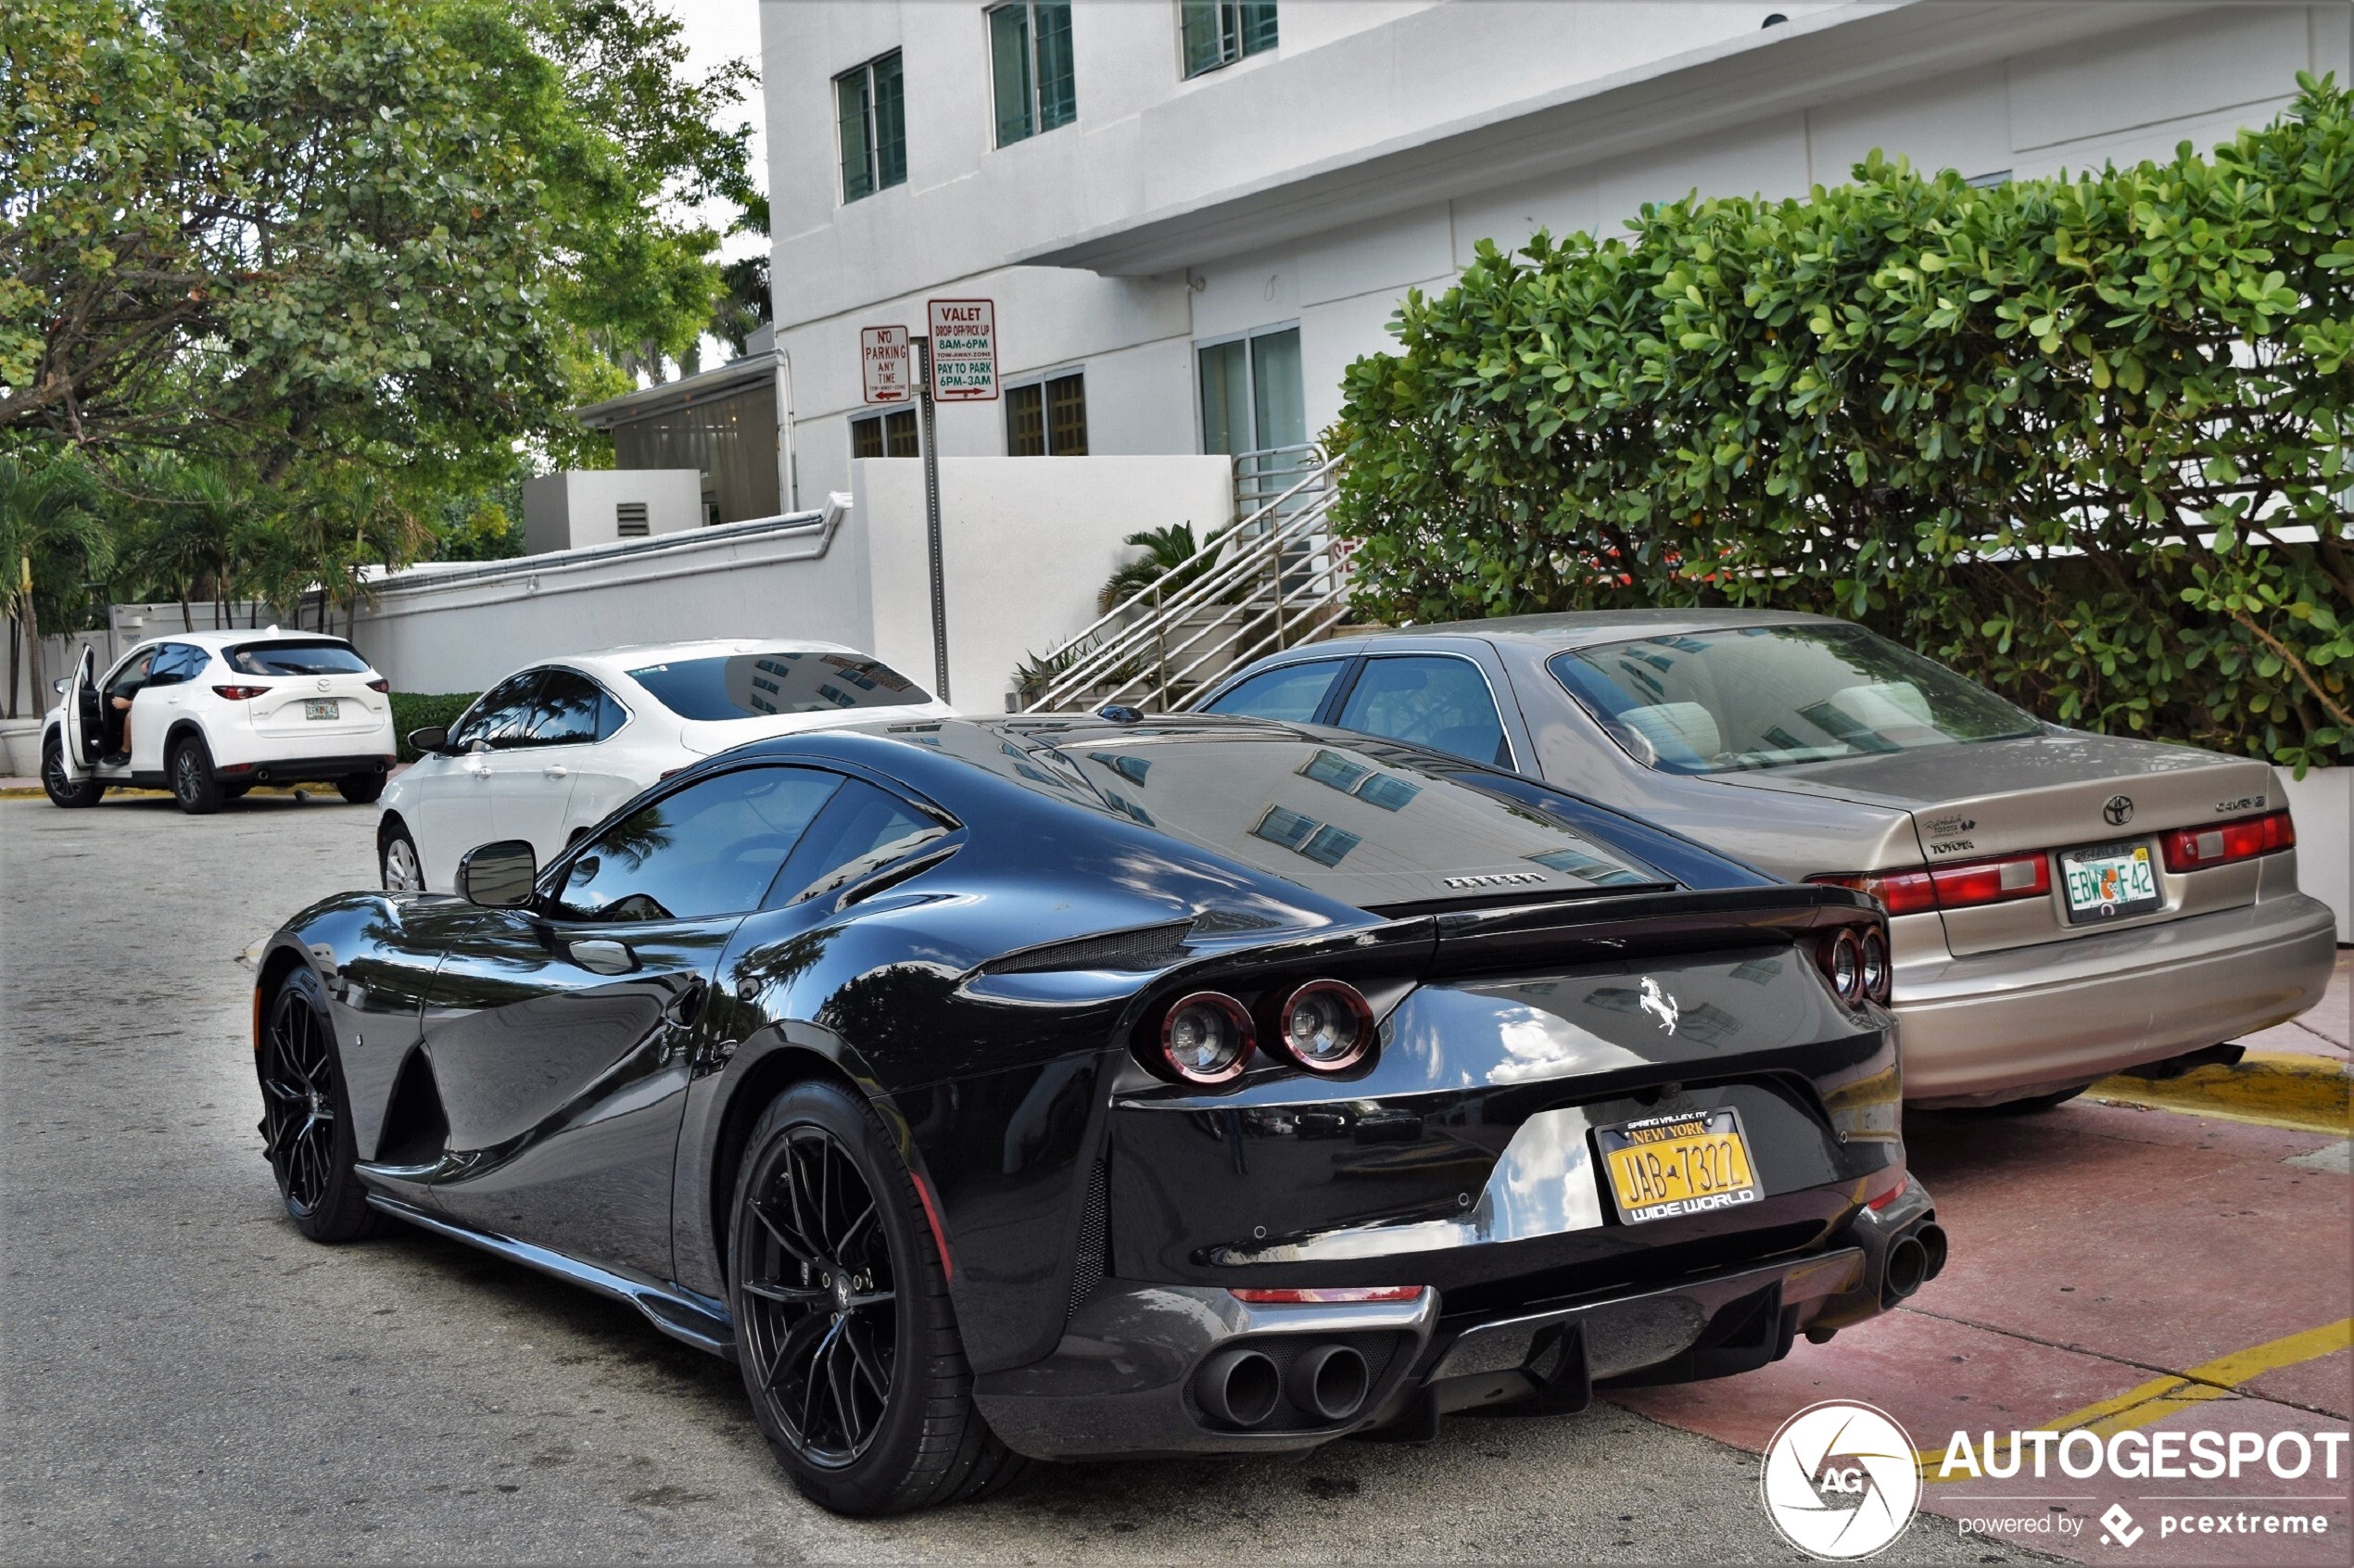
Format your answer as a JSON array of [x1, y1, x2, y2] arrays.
[[760, 0, 2348, 504]]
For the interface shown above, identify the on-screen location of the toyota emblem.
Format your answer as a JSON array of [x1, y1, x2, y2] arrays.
[[2102, 794, 2133, 827]]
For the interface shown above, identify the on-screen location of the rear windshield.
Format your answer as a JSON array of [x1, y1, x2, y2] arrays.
[[225, 639, 373, 677], [627, 651, 930, 722], [940, 724, 1673, 908], [1549, 623, 2041, 775]]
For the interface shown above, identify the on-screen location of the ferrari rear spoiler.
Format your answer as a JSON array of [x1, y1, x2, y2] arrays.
[[1420, 884, 1879, 980]]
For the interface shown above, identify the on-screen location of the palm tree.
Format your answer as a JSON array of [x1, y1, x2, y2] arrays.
[[0, 449, 112, 717], [1097, 523, 1209, 614]]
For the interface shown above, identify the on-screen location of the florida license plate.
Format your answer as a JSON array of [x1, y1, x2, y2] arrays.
[[1595, 1108, 1763, 1224], [304, 699, 338, 721], [2059, 840, 2159, 924]]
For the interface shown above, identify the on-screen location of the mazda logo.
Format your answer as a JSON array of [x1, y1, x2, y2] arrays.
[[2102, 794, 2133, 827]]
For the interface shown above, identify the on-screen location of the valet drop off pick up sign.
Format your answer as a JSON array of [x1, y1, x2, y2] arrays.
[[926, 298, 998, 400]]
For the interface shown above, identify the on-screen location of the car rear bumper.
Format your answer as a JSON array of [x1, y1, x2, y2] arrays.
[[209, 751, 395, 785], [971, 1182, 1941, 1461], [1895, 891, 2339, 1106]]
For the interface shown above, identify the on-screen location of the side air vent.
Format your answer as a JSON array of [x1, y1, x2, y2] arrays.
[[615, 501, 650, 537], [373, 1047, 449, 1167], [981, 921, 1193, 976], [1068, 1158, 1109, 1316]]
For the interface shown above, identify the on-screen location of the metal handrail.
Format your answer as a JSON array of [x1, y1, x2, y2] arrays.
[[1020, 452, 1342, 710]]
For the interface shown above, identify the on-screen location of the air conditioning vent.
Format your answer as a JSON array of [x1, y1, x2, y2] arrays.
[[615, 501, 650, 537]]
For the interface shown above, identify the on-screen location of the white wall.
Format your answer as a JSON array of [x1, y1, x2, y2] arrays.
[[853, 455, 1231, 711], [2280, 768, 2352, 944], [521, 469, 704, 555]]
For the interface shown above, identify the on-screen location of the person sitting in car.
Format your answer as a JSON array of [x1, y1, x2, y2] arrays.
[[101, 649, 155, 765]]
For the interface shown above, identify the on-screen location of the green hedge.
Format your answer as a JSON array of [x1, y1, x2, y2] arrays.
[[389, 691, 479, 762], [1332, 74, 2352, 771]]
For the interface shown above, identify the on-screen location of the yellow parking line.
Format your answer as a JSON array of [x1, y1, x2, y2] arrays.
[[1917, 1318, 2354, 1479], [2090, 1052, 2352, 1137]]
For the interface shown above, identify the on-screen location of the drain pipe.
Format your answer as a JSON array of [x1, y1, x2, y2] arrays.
[[774, 344, 800, 513]]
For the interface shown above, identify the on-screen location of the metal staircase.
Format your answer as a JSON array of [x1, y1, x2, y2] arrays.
[[1018, 448, 1355, 714]]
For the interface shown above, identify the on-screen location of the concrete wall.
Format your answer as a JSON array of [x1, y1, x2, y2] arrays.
[[521, 469, 704, 556], [2280, 768, 2352, 944], [345, 455, 1228, 710], [853, 454, 1232, 711], [352, 505, 870, 695]]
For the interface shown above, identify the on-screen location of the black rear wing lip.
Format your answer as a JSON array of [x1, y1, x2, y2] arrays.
[[1421, 884, 1879, 980]]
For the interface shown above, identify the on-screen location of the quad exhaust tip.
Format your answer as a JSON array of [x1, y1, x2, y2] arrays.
[[1287, 1344, 1370, 1424], [1196, 1347, 1281, 1429]]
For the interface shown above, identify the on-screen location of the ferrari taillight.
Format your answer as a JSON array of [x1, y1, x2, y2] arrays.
[[1158, 992, 1255, 1084], [1273, 980, 1374, 1072], [2160, 810, 2294, 872]]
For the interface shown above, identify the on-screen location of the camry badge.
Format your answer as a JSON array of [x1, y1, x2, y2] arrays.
[[2103, 794, 2134, 827], [1639, 977, 1680, 1035]]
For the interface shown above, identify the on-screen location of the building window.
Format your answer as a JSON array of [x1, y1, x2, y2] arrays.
[[851, 409, 919, 458], [990, 2, 1075, 147], [1196, 325, 1302, 454], [1006, 371, 1088, 456], [836, 51, 906, 203], [1181, 2, 1276, 79]]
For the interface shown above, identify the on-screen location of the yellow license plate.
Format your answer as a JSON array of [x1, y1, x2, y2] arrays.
[[1595, 1108, 1764, 1224]]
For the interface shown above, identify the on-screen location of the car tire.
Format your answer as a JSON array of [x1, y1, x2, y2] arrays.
[[256, 966, 380, 1244], [169, 733, 225, 815], [728, 1081, 1030, 1516], [337, 772, 386, 805], [379, 819, 425, 892], [40, 732, 103, 808]]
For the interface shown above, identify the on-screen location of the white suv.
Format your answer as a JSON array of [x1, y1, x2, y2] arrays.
[[43, 631, 399, 814], [376, 639, 956, 891]]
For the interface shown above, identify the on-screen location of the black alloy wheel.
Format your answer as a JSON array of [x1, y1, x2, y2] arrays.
[[40, 732, 102, 808], [170, 734, 224, 814], [256, 967, 378, 1242], [728, 1081, 1028, 1515]]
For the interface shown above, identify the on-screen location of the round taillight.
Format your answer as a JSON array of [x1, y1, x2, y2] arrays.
[[1160, 993, 1255, 1084], [1277, 980, 1376, 1072], [1859, 929, 1892, 1004], [1820, 929, 1865, 1005]]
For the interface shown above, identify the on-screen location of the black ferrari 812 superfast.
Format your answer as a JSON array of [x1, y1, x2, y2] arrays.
[[252, 714, 1944, 1514]]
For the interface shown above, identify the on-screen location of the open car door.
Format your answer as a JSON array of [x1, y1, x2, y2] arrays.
[[57, 646, 99, 777]]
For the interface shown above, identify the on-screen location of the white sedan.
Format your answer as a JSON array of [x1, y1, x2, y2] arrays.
[[376, 639, 956, 891]]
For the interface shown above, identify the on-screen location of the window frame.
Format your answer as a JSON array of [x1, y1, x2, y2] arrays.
[[1179, 1, 1277, 81], [449, 670, 547, 752], [1002, 367, 1088, 456], [546, 763, 854, 925], [834, 49, 907, 205], [1323, 650, 1524, 773], [988, 0, 1077, 149], [850, 407, 921, 461], [524, 665, 630, 749], [1193, 322, 1302, 456]]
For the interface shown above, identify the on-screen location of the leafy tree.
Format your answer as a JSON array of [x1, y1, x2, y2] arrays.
[[1, 0, 753, 472], [1331, 75, 2353, 770], [0, 447, 109, 714]]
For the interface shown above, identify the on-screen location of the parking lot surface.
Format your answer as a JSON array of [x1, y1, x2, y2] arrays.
[[4, 793, 2338, 1562]]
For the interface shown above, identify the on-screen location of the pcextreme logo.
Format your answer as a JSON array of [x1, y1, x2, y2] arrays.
[[1762, 1401, 1923, 1560]]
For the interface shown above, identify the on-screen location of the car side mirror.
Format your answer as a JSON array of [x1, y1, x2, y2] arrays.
[[406, 725, 449, 754], [52, 677, 68, 696], [457, 840, 538, 908]]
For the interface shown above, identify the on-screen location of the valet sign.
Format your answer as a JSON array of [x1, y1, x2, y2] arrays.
[[926, 297, 998, 400]]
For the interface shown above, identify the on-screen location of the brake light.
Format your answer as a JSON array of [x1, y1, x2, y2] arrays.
[[1808, 869, 1935, 916], [1866, 1172, 1910, 1211], [1158, 992, 1256, 1084], [1811, 851, 2049, 914], [1928, 852, 2050, 908], [2161, 810, 2294, 872], [1274, 980, 1375, 1072], [1229, 1286, 1424, 1304], [366, 677, 389, 693], [212, 685, 268, 701]]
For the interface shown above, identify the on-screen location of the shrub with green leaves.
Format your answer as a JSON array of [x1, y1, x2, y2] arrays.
[[389, 692, 480, 762], [1332, 74, 2352, 771]]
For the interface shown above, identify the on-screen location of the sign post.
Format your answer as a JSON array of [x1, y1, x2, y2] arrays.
[[910, 299, 997, 705]]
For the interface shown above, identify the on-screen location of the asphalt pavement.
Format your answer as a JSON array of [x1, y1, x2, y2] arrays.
[[0, 791, 2111, 1562]]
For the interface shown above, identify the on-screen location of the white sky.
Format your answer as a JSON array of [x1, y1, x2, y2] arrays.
[[664, 0, 768, 261]]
